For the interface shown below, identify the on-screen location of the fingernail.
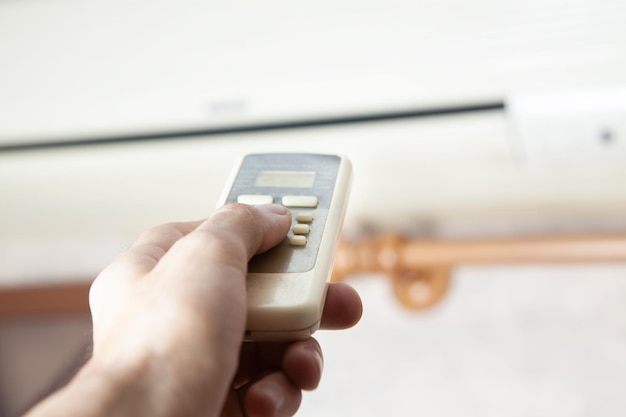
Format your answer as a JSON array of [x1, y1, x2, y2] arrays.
[[306, 344, 324, 374], [263, 382, 285, 412], [257, 204, 289, 215]]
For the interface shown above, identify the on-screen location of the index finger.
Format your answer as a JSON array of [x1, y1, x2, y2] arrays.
[[100, 220, 204, 278]]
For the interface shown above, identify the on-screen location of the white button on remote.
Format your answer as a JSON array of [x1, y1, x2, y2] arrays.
[[293, 224, 311, 235], [282, 195, 318, 208], [289, 235, 307, 246], [237, 194, 274, 205], [296, 212, 313, 223]]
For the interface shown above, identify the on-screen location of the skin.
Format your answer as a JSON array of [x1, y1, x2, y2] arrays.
[[24, 203, 362, 417]]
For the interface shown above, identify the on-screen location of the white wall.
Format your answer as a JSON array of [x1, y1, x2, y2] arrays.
[[1, 0, 625, 143]]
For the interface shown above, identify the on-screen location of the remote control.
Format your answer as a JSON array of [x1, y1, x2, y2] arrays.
[[217, 153, 352, 341]]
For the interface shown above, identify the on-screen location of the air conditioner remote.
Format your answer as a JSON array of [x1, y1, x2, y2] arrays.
[[217, 153, 352, 341]]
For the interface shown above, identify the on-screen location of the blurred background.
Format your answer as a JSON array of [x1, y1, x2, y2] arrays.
[[1, 0, 626, 416]]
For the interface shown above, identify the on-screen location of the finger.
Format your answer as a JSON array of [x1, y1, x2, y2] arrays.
[[235, 338, 323, 391], [199, 203, 292, 257], [240, 371, 302, 417], [320, 282, 363, 330], [234, 342, 287, 389], [133, 220, 202, 248], [103, 220, 203, 276], [282, 338, 323, 390], [161, 203, 292, 280]]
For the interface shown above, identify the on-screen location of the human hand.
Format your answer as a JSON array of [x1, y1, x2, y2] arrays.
[[26, 203, 361, 417]]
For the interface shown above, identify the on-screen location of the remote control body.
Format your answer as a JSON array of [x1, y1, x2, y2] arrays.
[[218, 153, 352, 341]]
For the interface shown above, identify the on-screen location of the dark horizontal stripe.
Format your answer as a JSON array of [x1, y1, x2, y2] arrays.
[[0, 102, 504, 153]]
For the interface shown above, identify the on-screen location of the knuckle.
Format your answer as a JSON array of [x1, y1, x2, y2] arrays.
[[181, 226, 247, 261], [139, 222, 186, 243], [213, 203, 257, 223]]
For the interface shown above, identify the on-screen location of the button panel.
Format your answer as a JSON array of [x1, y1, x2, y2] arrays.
[[227, 154, 341, 274], [238, 194, 318, 247], [246, 205, 328, 273], [289, 211, 314, 246]]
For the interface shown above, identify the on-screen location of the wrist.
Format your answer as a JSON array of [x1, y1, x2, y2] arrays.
[[26, 347, 217, 417], [86, 312, 229, 417], [26, 314, 234, 417], [23, 358, 155, 417]]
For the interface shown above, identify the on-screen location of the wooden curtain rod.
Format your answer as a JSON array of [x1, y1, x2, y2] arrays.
[[331, 234, 626, 310]]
